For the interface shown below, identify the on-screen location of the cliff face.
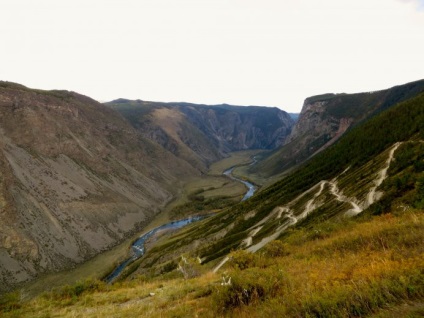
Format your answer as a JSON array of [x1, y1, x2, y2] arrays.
[[284, 97, 353, 155], [107, 101, 295, 170], [178, 104, 294, 150], [250, 79, 424, 178], [0, 83, 197, 292]]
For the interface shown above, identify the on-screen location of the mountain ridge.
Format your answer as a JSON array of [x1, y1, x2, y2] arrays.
[[249, 79, 424, 180], [106, 100, 295, 170]]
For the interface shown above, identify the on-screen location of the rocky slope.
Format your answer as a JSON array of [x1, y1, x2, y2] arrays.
[[0, 82, 295, 293], [250, 79, 424, 178], [106, 100, 294, 171], [0, 82, 197, 292]]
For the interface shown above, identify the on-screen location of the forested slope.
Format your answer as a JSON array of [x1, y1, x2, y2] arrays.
[[251, 79, 424, 179]]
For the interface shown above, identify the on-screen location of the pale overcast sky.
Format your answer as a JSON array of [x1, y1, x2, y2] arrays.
[[1, 0, 424, 112]]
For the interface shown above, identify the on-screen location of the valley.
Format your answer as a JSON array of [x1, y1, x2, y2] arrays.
[[16, 150, 261, 297], [1, 80, 423, 317]]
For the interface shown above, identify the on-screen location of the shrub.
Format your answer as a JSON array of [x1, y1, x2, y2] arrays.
[[161, 261, 178, 274], [261, 240, 289, 257], [227, 250, 259, 270], [177, 256, 201, 279], [0, 291, 21, 312], [47, 278, 106, 301], [213, 267, 284, 311]]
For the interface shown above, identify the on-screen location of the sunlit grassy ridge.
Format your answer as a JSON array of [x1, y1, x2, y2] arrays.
[[1, 207, 423, 317]]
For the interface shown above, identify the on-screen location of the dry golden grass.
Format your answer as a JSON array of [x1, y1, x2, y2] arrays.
[[4, 208, 423, 317], [214, 209, 424, 317]]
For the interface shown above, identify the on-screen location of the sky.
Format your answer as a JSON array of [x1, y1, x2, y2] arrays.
[[1, 0, 424, 112]]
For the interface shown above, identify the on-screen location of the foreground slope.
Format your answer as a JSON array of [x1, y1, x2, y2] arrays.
[[251, 79, 424, 179], [0, 82, 197, 292], [3, 206, 421, 317]]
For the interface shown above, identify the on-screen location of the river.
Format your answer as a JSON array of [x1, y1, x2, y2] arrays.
[[223, 167, 257, 201], [105, 215, 209, 283], [105, 164, 257, 283]]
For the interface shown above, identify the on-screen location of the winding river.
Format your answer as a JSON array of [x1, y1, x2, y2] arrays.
[[105, 215, 209, 283], [223, 167, 257, 201], [105, 164, 257, 283]]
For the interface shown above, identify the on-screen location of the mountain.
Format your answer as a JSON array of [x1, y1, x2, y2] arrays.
[[250, 79, 424, 179], [0, 82, 200, 292], [127, 89, 424, 280], [2, 82, 423, 317], [0, 82, 294, 293], [105, 100, 294, 171]]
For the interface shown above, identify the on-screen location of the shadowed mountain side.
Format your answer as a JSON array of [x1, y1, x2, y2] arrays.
[[0, 82, 198, 292], [106, 100, 295, 171]]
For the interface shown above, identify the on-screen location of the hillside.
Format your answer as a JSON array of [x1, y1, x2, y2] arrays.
[[2, 90, 423, 317], [0, 82, 295, 293], [249, 79, 424, 180], [0, 82, 199, 292], [118, 90, 424, 300], [2, 206, 422, 317], [106, 100, 294, 171], [137, 90, 424, 271]]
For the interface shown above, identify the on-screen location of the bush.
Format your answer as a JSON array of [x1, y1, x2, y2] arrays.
[[227, 250, 259, 270], [47, 279, 106, 301], [213, 267, 284, 311], [177, 256, 202, 279], [0, 291, 21, 312], [161, 261, 178, 274], [261, 240, 289, 257]]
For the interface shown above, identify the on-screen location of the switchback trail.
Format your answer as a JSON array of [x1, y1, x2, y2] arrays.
[[213, 142, 402, 272]]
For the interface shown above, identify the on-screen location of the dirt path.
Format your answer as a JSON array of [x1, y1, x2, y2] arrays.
[[212, 256, 229, 273], [241, 226, 263, 248], [247, 208, 298, 253], [241, 181, 326, 254], [212, 143, 403, 272], [299, 181, 326, 219], [366, 142, 401, 207], [328, 180, 362, 216]]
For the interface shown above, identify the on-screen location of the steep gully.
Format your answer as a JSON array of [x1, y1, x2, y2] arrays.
[[213, 142, 402, 272], [105, 160, 258, 282]]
